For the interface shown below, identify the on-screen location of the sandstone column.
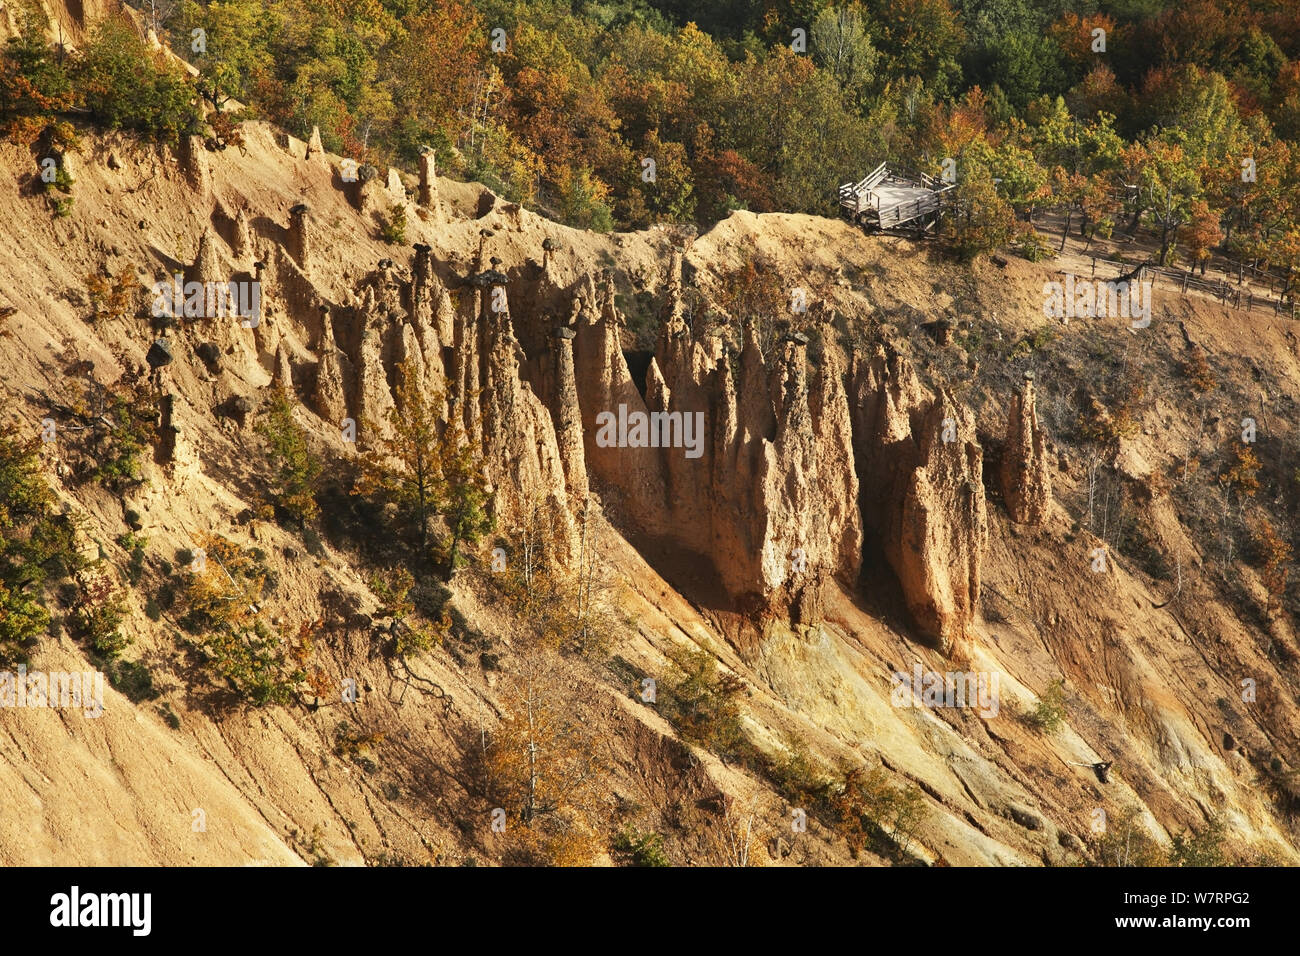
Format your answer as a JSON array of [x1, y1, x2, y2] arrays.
[[418, 146, 438, 213], [1000, 371, 1052, 525], [288, 204, 313, 272], [552, 326, 588, 499]]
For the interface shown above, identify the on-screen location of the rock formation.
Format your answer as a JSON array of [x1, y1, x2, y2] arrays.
[[274, 341, 294, 398], [845, 346, 989, 652], [270, 222, 990, 649], [474, 281, 579, 561], [386, 168, 406, 205], [313, 312, 351, 427], [567, 258, 865, 626], [306, 125, 326, 164], [1000, 372, 1052, 525], [287, 204, 313, 272], [418, 147, 439, 214], [233, 208, 254, 262], [177, 134, 210, 194], [891, 390, 988, 654], [353, 294, 397, 449], [551, 327, 588, 501]]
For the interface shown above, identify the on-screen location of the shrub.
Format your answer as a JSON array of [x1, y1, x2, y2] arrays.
[[1025, 678, 1067, 733], [89, 384, 155, 489], [1250, 518, 1292, 615], [117, 531, 147, 584], [301, 526, 325, 557], [72, 567, 129, 658], [333, 720, 384, 773], [611, 827, 670, 867], [85, 266, 134, 326], [0, 423, 83, 661], [1014, 228, 1053, 262], [39, 161, 74, 194], [557, 166, 614, 233], [1178, 347, 1216, 392], [1167, 814, 1227, 867], [201, 617, 302, 706], [353, 365, 493, 577], [380, 203, 407, 244], [830, 764, 928, 860], [1091, 804, 1166, 867], [370, 566, 445, 655], [659, 647, 750, 760], [180, 534, 303, 706], [1220, 445, 1261, 500], [107, 658, 159, 703], [39, 158, 75, 216], [0, 1, 75, 145]]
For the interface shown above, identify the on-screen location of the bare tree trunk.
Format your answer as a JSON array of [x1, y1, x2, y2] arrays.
[[524, 669, 538, 824]]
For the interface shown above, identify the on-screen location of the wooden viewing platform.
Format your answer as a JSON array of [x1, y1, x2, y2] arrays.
[[839, 162, 954, 231]]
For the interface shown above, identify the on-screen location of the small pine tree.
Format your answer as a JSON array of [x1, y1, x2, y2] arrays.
[[181, 534, 303, 706], [0, 422, 83, 661], [256, 392, 321, 527], [380, 203, 407, 244]]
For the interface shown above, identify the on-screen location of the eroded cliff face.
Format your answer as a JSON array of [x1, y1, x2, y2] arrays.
[[158, 175, 1010, 653], [563, 258, 863, 628], [524, 257, 994, 648]]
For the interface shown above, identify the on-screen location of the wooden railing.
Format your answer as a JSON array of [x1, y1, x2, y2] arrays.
[[839, 161, 888, 209], [1066, 255, 1297, 317]]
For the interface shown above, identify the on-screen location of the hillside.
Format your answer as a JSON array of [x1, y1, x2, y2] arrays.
[[1, 0, 1299, 870], [1, 106, 1297, 866]]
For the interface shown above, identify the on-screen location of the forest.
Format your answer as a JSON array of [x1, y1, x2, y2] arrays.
[[4, 0, 1300, 279]]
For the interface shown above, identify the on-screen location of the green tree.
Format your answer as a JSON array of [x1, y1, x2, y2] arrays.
[[181, 0, 276, 112], [944, 161, 1015, 259], [869, 0, 964, 95], [811, 5, 878, 110], [438, 420, 493, 580], [256, 391, 321, 527], [0, 0, 75, 145], [0, 423, 82, 661], [181, 534, 302, 706], [75, 15, 201, 142]]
